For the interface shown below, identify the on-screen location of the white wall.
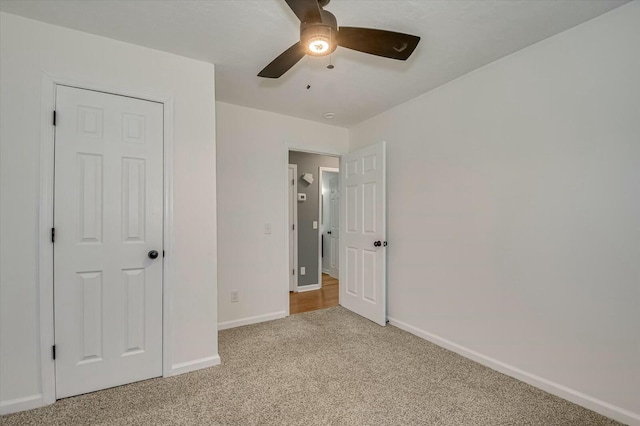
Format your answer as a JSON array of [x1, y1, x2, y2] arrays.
[[350, 3, 640, 423], [0, 13, 218, 413], [216, 102, 348, 328]]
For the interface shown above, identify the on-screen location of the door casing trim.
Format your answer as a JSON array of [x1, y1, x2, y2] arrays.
[[38, 73, 175, 406], [288, 164, 299, 293]]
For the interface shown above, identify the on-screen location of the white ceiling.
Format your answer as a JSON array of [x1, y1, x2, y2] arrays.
[[0, 0, 628, 127]]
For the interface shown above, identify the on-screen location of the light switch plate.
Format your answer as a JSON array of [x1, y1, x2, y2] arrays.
[[312, 221, 318, 229], [300, 267, 306, 275]]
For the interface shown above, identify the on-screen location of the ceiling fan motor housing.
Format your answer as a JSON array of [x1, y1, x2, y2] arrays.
[[300, 10, 338, 56]]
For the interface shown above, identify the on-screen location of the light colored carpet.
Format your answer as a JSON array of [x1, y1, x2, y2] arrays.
[[0, 307, 622, 425]]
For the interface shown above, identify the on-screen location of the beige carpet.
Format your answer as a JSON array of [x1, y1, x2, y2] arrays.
[[0, 307, 622, 425]]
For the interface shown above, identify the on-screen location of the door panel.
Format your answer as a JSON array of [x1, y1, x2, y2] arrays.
[[346, 247, 358, 295], [54, 85, 163, 398], [77, 154, 103, 243], [77, 271, 103, 362], [122, 158, 146, 242], [340, 142, 386, 326], [123, 268, 146, 354]]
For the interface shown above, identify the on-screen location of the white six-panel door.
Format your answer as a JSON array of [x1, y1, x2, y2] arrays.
[[340, 142, 386, 326], [54, 85, 164, 398], [328, 174, 340, 279]]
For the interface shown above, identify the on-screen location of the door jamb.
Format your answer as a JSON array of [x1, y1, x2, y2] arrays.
[[317, 167, 339, 287], [38, 73, 175, 405], [288, 164, 298, 293]]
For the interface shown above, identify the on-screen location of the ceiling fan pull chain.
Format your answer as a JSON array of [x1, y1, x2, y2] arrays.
[[327, 28, 335, 69], [306, 54, 312, 89]]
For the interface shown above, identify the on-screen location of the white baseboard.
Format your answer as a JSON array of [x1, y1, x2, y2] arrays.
[[388, 317, 640, 426], [1, 356, 224, 415], [218, 311, 286, 330], [169, 354, 221, 377], [296, 284, 321, 292], [0, 393, 44, 415]]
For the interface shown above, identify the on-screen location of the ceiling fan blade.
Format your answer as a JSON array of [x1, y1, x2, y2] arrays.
[[285, 0, 322, 23], [337, 27, 420, 60], [258, 42, 306, 78]]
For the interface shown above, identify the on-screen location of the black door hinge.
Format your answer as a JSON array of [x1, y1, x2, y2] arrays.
[[292, 179, 294, 185], [51, 228, 55, 243], [292, 224, 295, 230], [163, 250, 165, 258], [52, 345, 56, 360], [292, 269, 295, 275], [53, 111, 56, 126]]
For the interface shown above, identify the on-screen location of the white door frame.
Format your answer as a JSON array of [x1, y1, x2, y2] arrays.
[[37, 73, 175, 406], [318, 167, 339, 287], [288, 164, 299, 293], [284, 145, 343, 316]]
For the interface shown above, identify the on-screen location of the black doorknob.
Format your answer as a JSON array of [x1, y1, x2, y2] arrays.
[[148, 250, 159, 259], [373, 241, 381, 247]]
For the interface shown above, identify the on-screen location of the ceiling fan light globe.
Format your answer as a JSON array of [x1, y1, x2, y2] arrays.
[[308, 38, 329, 55], [300, 17, 337, 57]]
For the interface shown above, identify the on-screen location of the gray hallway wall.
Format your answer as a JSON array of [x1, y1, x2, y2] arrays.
[[289, 151, 339, 286]]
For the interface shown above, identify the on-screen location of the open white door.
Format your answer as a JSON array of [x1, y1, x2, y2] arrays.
[[340, 142, 386, 326], [54, 86, 163, 398], [320, 168, 340, 282], [328, 174, 340, 279]]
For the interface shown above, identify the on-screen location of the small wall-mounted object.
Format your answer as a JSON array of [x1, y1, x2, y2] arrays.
[[301, 173, 314, 185], [297, 193, 307, 201]]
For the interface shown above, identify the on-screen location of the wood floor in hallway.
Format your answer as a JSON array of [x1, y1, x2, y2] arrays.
[[290, 273, 339, 314]]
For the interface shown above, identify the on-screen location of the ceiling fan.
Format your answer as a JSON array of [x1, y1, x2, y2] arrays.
[[258, 0, 421, 78]]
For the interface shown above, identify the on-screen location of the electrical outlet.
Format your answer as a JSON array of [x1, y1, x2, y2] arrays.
[[312, 221, 318, 229], [300, 267, 306, 275], [231, 290, 240, 303]]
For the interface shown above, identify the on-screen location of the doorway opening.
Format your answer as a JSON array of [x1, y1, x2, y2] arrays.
[[288, 150, 340, 314]]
